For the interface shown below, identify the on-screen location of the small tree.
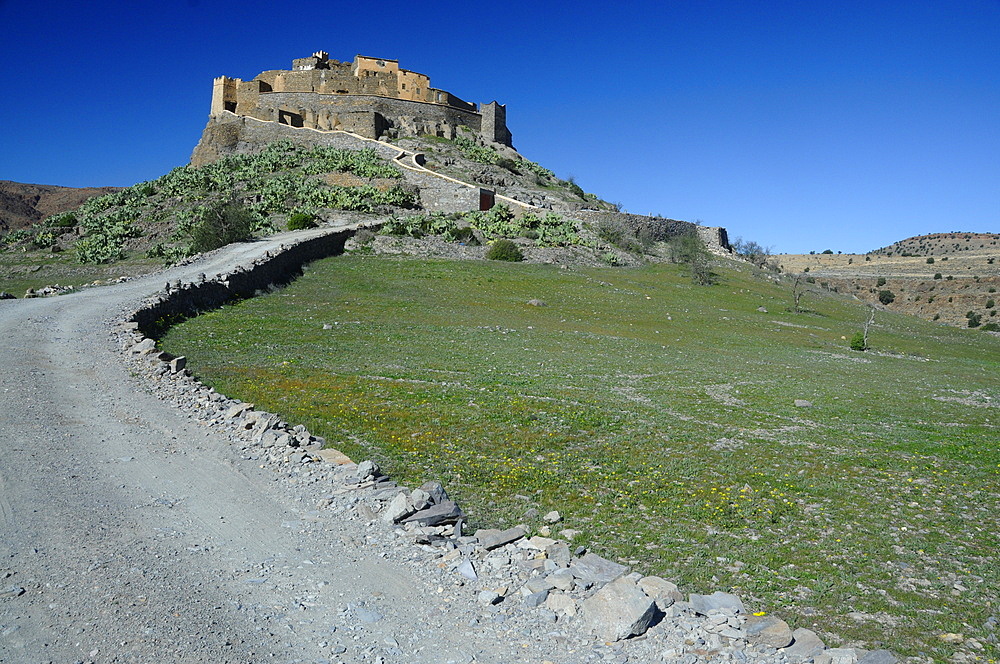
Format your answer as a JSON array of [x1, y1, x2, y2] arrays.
[[731, 236, 772, 268], [190, 200, 256, 253], [851, 306, 877, 351], [671, 233, 713, 285], [792, 274, 808, 312], [878, 289, 895, 305]]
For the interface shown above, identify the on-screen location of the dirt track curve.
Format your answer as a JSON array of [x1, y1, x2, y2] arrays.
[[0, 226, 586, 664]]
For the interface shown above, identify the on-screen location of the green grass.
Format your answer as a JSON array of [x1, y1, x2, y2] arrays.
[[160, 256, 1000, 660], [0, 249, 163, 295]]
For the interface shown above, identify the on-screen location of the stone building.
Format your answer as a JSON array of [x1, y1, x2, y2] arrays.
[[208, 51, 513, 146]]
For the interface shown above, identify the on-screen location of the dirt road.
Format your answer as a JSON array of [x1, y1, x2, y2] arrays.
[[0, 227, 586, 663]]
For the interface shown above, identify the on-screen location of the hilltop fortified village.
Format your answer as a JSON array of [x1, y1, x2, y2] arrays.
[[208, 51, 512, 146]]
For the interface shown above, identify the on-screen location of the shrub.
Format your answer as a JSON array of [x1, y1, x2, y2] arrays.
[[878, 290, 895, 305], [981, 322, 1000, 332], [986, 299, 995, 309], [877, 276, 887, 287], [602, 251, 623, 266], [190, 200, 256, 253], [934, 273, 942, 279], [849, 332, 867, 351], [933, 313, 941, 321], [485, 239, 524, 262], [926, 257, 935, 264], [822, 249, 834, 254], [967, 311, 982, 328], [287, 212, 318, 230], [46, 212, 77, 228], [597, 218, 648, 254]]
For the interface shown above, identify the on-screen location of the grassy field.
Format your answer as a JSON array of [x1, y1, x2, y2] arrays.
[[161, 255, 1000, 661], [0, 249, 164, 295]]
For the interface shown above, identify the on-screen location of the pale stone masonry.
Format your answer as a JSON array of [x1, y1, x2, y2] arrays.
[[209, 51, 513, 146]]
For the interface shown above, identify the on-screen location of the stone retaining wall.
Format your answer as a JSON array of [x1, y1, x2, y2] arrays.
[[132, 228, 353, 338]]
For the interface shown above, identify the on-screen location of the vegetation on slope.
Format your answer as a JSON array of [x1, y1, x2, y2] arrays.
[[0, 141, 416, 268], [161, 255, 1000, 662]]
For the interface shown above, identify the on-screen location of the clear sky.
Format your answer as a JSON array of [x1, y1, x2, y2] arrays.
[[0, 0, 996, 253]]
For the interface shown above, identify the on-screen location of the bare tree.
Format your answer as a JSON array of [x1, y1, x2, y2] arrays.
[[862, 305, 876, 348], [792, 274, 806, 312]]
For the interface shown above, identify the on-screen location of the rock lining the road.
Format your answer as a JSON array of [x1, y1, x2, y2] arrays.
[[110, 228, 896, 663]]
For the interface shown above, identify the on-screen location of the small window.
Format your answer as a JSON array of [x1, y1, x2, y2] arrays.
[[401, 83, 406, 90]]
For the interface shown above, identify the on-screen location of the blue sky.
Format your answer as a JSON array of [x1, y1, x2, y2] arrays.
[[0, 0, 996, 253]]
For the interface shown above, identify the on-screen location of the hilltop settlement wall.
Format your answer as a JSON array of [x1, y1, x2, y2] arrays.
[[205, 51, 512, 147]]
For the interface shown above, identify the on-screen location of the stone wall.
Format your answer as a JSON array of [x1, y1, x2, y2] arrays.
[[133, 228, 354, 337], [574, 210, 699, 242], [251, 92, 483, 141], [573, 211, 732, 256], [210, 53, 509, 146]]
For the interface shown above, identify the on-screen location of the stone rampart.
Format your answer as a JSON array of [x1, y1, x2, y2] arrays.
[[210, 52, 511, 146], [251, 92, 484, 141], [574, 210, 697, 241], [573, 211, 731, 256]]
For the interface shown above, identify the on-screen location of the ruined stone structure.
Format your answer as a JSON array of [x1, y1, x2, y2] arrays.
[[208, 51, 513, 146]]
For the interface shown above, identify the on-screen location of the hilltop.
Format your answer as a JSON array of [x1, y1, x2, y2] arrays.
[[1, 51, 730, 297], [776, 233, 999, 329], [872, 232, 999, 258]]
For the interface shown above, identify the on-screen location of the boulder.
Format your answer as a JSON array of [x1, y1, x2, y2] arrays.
[[569, 552, 628, 587], [401, 500, 462, 526], [544, 591, 577, 616], [476, 526, 526, 550], [419, 480, 448, 504], [380, 492, 416, 524], [857, 651, 897, 664], [783, 628, 826, 662], [794, 399, 813, 408], [744, 614, 794, 648], [581, 577, 658, 641], [637, 576, 682, 606], [689, 591, 745, 615]]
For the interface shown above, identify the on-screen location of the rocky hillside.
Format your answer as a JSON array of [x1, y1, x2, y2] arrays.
[[872, 232, 999, 257], [0, 180, 121, 232], [777, 236, 999, 328]]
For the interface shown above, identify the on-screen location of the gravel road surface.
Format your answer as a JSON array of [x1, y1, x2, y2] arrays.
[[0, 227, 592, 663]]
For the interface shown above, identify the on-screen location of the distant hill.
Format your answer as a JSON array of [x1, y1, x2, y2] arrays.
[[776, 233, 999, 328], [0, 180, 121, 233], [871, 232, 999, 257]]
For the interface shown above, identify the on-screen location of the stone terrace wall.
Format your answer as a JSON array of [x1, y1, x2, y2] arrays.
[[573, 211, 731, 256], [132, 228, 353, 338], [574, 210, 697, 242]]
